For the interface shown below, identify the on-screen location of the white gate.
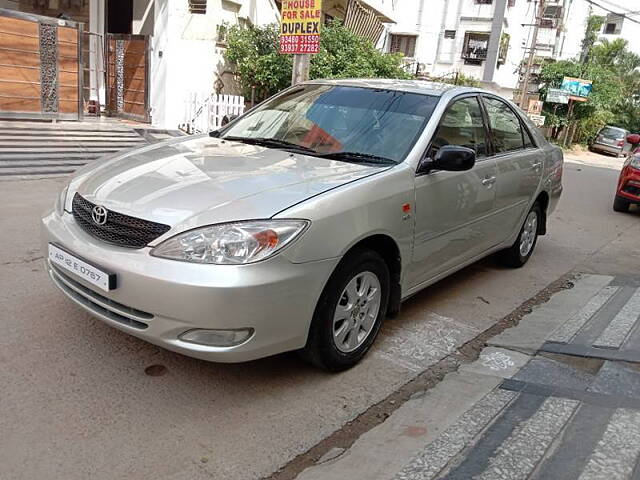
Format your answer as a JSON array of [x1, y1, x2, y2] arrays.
[[181, 93, 245, 134]]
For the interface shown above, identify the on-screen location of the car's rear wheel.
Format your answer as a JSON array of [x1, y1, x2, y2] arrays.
[[300, 249, 390, 371], [499, 203, 541, 268], [613, 195, 630, 212]]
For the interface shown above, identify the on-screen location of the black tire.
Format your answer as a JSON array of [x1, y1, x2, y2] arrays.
[[300, 249, 390, 372], [499, 203, 542, 268], [613, 195, 630, 213]]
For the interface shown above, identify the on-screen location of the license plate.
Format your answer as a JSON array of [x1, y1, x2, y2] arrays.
[[48, 243, 116, 292]]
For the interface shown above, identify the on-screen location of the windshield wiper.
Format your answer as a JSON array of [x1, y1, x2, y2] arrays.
[[314, 151, 397, 165], [222, 136, 317, 154], [221, 137, 396, 165]]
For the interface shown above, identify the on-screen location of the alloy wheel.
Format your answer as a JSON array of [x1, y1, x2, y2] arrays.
[[332, 271, 382, 353], [519, 210, 538, 257]]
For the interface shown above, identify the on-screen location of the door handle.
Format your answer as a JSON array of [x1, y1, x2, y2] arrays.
[[481, 176, 496, 186], [531, 162, 543, 169]]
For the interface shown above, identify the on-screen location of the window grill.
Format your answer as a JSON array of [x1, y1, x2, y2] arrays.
[[189, 0, 207, 14]]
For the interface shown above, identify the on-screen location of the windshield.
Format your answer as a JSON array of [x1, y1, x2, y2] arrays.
[[221, 84, 439, 163]]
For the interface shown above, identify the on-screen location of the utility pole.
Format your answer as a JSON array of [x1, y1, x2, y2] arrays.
[[517, 0, 546, 108], [483, 0, 508, 83], [291, 54, 311, 85]]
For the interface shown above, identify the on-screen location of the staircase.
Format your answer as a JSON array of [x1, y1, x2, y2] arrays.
[[0, 120, 183, 178]]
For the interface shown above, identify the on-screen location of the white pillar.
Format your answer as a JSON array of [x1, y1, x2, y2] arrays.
[[89, 0, 106, 107]]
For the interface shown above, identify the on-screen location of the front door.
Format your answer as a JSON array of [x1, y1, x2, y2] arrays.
[[481, 96, 543, 238], [408, 95, 498, 289], [106, 34, 149, 122]]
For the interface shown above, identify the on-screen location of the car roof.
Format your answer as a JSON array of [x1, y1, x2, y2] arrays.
[[303, 78, 482, 97]]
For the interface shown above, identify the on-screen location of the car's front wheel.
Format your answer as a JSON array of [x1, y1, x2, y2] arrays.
[[301, 249, 390, 371], [499, 203, 541, 268], [613, 195, 630, 212]]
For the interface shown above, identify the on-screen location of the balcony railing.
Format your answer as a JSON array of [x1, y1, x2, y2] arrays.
[[475, 0, 516, 6]]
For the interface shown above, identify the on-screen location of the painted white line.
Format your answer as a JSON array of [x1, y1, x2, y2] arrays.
[[477, 397, 580, 480], [548, 286, 620, 343], [593, 288, 640, 349], [578, 408, 640, 480]]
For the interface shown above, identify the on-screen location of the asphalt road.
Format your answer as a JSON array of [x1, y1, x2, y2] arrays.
[[1, 150, 639, 480]]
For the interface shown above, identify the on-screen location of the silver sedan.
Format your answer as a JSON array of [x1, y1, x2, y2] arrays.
[[42, 79, 563, 371]]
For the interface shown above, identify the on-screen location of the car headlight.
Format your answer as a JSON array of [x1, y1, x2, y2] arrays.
[[55, 185, 69, 215], [630, 155, 640, 169], [150, 220, 310, 264]]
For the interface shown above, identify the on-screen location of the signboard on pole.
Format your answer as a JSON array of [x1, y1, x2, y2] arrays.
[[527, 99, 543, 115], [560, 77, 592, 98], [546, 88, 569, 104], [279, 0, 322, 55], [528, 114, 546, 127]]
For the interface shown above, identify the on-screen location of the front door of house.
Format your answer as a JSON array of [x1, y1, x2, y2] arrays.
[[106, 34, 149, 123]]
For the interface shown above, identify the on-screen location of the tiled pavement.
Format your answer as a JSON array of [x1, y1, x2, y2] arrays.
[[0, 120, 183, 178], [298, 274, 640, 480], [396, 274, 640, 480]]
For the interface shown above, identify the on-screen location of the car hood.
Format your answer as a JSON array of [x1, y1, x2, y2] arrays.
[[68, 135, 386, 236]]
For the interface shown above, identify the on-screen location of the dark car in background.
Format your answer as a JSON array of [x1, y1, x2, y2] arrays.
[[591, 126, 633, 157]]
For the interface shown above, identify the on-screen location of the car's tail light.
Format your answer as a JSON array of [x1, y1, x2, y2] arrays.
[[617, 140, 625, 147]]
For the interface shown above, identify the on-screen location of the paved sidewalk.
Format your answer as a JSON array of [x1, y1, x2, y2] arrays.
[[297, 274, 640, 480]]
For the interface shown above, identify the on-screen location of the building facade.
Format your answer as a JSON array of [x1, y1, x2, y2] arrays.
[[383, 0, 568, 98], [0, 0, 395, 127], [383, 0, 640, 100]]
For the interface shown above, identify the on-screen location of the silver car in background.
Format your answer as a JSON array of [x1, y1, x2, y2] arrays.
[[42, 79, 563, 371], [590, 125, 632, 157]]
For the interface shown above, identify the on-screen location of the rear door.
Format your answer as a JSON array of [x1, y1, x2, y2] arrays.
[[480, 96, 543, 242], [409, 95, 498, 288]]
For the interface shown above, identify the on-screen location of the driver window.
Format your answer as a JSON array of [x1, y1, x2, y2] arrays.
[[430, 97, 488, 159]]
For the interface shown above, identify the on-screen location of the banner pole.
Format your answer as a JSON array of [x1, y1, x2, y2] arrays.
[[292, 54, 311, 85]]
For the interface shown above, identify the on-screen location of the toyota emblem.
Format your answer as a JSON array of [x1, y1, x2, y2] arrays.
[[91, 205, 108, 225]]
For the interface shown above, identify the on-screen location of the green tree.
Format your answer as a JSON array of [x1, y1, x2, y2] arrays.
[[225, 21, 412, 101], [539, 19, 640, 144], [224, 24, 292, 101]]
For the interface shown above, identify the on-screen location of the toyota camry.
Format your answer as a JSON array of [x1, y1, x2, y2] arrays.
[[42, 79, 563, 371]]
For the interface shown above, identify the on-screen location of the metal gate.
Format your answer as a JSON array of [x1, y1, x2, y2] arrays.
[[106, 34, 149, 123], [0, 8, 83, 121]]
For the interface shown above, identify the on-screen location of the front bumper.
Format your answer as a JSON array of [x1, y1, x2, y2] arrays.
[[617, 166, 640, 203], [42, 210, 339, 362]]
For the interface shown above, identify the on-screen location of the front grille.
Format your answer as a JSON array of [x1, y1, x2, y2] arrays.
[[72, 193, 171, 249]]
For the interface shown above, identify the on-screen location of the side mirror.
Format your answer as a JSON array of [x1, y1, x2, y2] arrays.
[[627, 134, 640, 145], [419, 145, 476, 174]]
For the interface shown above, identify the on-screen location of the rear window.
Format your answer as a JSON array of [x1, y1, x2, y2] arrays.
[[600, 127, 625, 139]]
